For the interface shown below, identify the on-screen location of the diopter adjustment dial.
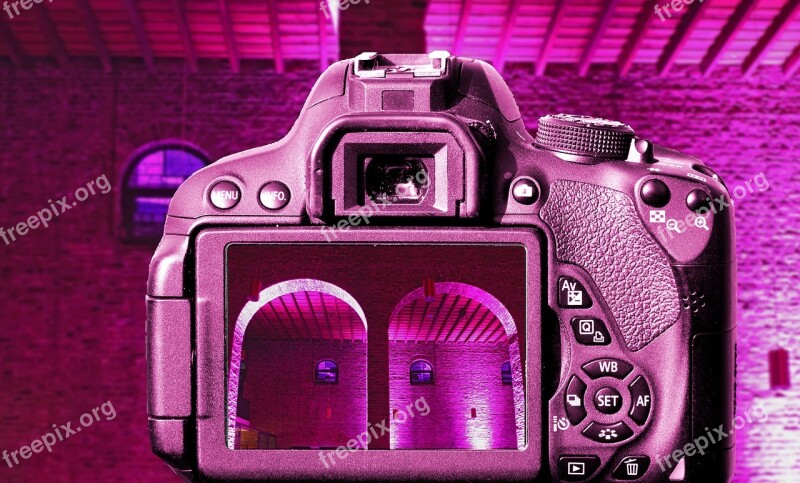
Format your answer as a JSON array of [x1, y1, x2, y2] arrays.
[[535, 114, 635, 160]]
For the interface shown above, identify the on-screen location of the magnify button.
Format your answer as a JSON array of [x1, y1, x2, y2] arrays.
[[666, 219, 683, 233], [694, 216, 710, 231]]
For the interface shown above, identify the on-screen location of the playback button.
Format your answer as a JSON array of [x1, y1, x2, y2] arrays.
[[558, 455, 601, 481]]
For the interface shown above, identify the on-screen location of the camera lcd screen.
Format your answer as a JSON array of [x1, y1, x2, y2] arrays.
[[225, 244, 528, 451]]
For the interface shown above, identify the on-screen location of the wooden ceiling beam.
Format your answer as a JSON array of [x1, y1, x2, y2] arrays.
[[700, 0, 758, 77], [493, 0, 522, 73], [74, 0, 112, 73], [743, 0, 800, 77], [267, 0, 284, 73], [0, 19, 25, 68], [657, 0, 712, 76], [578, 0, 620, 77], [34, 5, 67, 68], [172, 0, 198, 73], [217, 0, 239, 73], [783, 43, 800, 77], [618, 2, 653, 76], [535, 0, 568, 76], [452, 0, 473, 56], [122, 0, 156, 73]]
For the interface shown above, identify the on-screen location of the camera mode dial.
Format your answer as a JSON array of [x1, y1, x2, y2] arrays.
[[535, 114, 635, 160]]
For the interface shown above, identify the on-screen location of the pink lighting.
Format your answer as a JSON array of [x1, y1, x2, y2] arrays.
[[388, 282, 524, 450], [226, 279, 368, 449]]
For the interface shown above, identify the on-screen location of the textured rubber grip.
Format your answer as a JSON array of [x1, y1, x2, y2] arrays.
[[541, 180, 680, 351]]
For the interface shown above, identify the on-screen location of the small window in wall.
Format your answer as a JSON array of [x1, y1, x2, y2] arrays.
[[315, 360, 339, 384], [122, 142, 210, 243], [501, 361, 512, 385], [410, 360, 434, 385]]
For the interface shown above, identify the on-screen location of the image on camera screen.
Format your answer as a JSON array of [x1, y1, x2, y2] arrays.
[[225, 244, 528, 451]]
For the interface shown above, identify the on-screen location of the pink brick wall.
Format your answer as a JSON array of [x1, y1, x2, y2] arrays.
[[0, 58, 797, 481], [389, 341, 517, 450], [243, 340, 367, 449]]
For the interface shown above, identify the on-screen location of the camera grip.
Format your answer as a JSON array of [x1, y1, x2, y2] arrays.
[[541, 180, 680, 351]]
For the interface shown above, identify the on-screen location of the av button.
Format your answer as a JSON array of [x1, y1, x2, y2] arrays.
[[558, 276, 592, 308], [582, 421, 634, 444], [209, 181, 241, 210], [558, 455, 601, 481], [594, 387, 623, 414], [259, 181, 291, 210]]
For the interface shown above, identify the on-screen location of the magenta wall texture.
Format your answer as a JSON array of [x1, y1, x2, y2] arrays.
[[389, 341, 517, 450], [243, 340, 367, 449], [0, 59, 797, 481]]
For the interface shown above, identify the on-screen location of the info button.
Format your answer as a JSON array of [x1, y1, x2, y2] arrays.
[[209, 181, 241, 210], [259, 181, 291, 210]]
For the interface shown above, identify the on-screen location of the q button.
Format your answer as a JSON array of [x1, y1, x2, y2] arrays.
[[209, 181, 241, 210]]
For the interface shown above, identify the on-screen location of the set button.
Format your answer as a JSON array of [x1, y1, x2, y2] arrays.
[[594, 387, 623, 414]]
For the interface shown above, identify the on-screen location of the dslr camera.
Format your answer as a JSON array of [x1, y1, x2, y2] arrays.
[[147, 52, 736, 482]]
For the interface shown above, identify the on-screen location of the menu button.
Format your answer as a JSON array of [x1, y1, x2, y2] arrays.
[[209, 181, 241, 210]]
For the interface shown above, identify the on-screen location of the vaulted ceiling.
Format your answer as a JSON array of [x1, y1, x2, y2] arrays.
[[1, 0, 798, 77], [389, 293, 507, 344], [243, 290, 507, 344], [245, 290, 367, 342]]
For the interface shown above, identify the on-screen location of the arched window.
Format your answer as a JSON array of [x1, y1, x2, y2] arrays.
[[501, 361, 512, 385], [410, 360, 434, 385], [315, 360, 339, 384], [122, 142, 210, 242]]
